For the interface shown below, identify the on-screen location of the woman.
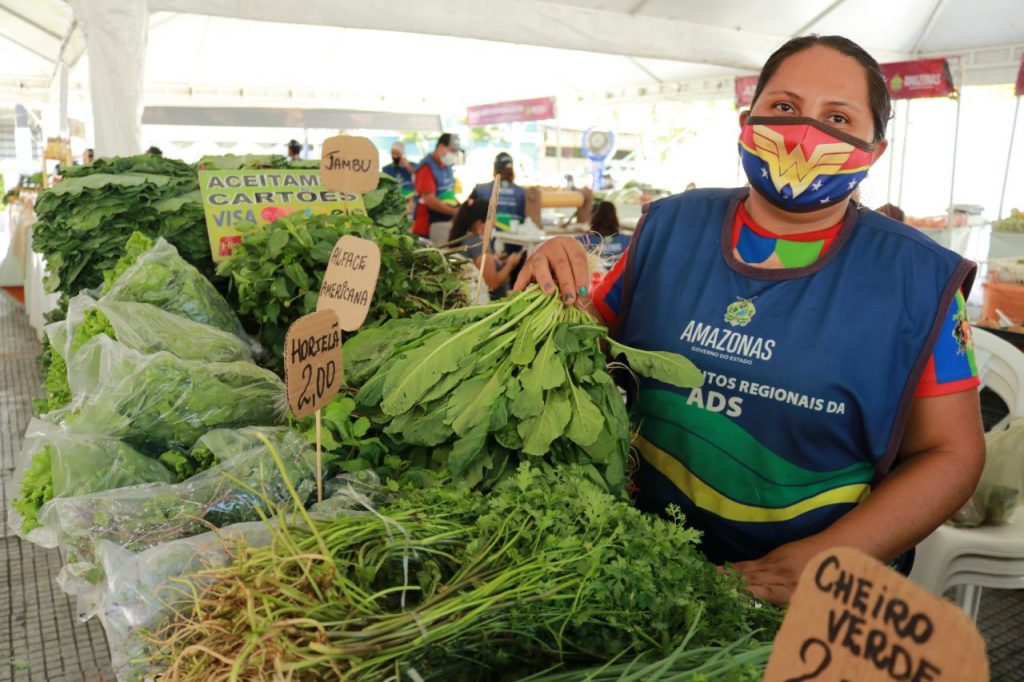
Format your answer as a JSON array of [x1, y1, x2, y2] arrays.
[[450, 198, 523, 299], [515, 35, 985, 606], [578, 201, 632, 259]]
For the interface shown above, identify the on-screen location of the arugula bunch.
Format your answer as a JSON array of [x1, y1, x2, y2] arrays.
[[218, 212, 467, 373], [344, 286, 703, 492], [33, 155, 214, 298]]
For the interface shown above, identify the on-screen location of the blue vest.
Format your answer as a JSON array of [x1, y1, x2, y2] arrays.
[[473, 181, 526, 229], [416, 155, 457, 225], [614, 188, 975, 564], [382, 163, 414, 196]]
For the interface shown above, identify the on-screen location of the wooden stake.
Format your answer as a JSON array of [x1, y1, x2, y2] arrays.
[[315, 408, 323, 502], [475, 174, 502, 302]]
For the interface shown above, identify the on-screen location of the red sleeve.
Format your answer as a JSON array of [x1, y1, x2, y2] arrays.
[[591, 249, 628, 325], [415, 166, 436, 196]]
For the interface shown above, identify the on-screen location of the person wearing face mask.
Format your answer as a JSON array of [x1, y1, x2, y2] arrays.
[[514, 35, 985, 607], [382, 141, 417, 200], [413, 132, 461, 243]]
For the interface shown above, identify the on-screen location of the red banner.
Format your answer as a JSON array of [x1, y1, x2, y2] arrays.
[[880, 58, 955, 99], [467, 97, 556, 126], [735, 75, 759, 109], [1016, 55, 1023, 97]]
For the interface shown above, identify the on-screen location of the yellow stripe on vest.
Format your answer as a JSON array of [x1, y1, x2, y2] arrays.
[[636, 437, 870, 523]]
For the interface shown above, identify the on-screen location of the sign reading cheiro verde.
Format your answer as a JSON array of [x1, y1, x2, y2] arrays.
[[198, 169, 367, 262], [764, 547, 988, 682], [284, 309, 343, 420], [880, 58, 955, 100], [317, 235, 381, 331]]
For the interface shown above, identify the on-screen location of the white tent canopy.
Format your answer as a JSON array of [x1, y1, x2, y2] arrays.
[[1, 0, 1022, 153]]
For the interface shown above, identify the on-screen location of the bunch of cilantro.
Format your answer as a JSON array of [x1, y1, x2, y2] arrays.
[[218, 211, 467, 374], [33, 155, 213, 300]]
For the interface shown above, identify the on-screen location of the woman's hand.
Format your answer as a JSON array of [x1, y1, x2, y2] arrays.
[[513, 237, 591, 305], [731, 535, 830, 606]]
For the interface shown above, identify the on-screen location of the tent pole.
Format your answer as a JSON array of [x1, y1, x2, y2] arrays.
[[946, 59, 965, 226], [886, 101, 898, 204], [997, 95, 1021, 221], [897, 99, 912, 206]]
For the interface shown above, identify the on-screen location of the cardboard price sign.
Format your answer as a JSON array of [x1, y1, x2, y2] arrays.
[[764, 547, 988, 682], [284, 309, 343, 419], [317, 235, 381, 331], [320, 135, 380, 194]]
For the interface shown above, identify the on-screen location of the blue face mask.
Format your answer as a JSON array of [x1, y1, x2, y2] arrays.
[[738, 116, 878, 212]]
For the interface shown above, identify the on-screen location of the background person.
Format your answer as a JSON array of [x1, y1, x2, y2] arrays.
[[514, 34, 985, 606], [382, 141, 417, 200], [577, 200, 631, 259], [413, 132, 461, 243], [450, 198, 522, 299], [471, 152, 527, 231]]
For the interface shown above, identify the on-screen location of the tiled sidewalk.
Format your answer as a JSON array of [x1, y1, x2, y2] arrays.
[[0, 290, 1021, 680], [1, 292, 113, 681]]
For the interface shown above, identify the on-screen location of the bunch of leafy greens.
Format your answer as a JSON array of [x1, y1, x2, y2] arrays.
[[342, 286, 703, 493], [103, 233, 248, 339], [37, 427, 323, 581], [32, 155, 215, 299], [217, 212, 467, 373], [65, 335, 285, 454], [146, 464, 779, 681], [12, 432, 176, 536]]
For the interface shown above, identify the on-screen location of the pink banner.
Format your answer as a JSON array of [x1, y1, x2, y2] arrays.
[[467, 97, 556, 126], [1016, 55, 1023, 97], [880, 58, 955, 100], [735, 75, 759, 109]]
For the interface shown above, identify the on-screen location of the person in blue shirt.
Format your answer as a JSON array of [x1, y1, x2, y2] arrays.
[[577, 201, 631, 260], [471, 152, 526, 231], [514, 34, 986, 607], [382, 141, 416, 200]]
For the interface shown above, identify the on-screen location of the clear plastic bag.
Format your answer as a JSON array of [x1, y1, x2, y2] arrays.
[[102, 236, 251, 343], [62, 294, 252, 364], [9, 419, 176, 544], [98, 523, 272, 680], [64, 335, 286, 453], [37, 426, 320, 610], [951, 418, 1024, 527], [96, 472, 380, 681]]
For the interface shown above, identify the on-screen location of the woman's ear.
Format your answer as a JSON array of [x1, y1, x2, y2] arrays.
[[872, 138, 889, 162], [738, 109, 750, 128]]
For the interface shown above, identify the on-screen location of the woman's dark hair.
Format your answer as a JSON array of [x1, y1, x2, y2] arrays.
[[750, 35, 892, 142], [590, 201, 620, 237], [449, 198, 490, 242]]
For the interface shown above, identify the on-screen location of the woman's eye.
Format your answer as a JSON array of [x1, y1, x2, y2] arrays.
[[828, 114, 849, 125], [773, 103, 795, 113]]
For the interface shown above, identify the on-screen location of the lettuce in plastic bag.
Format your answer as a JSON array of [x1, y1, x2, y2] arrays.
[[10, 419, 175, 537], [65, 335, 285, 453]]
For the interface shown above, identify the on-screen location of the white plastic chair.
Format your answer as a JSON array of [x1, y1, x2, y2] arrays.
[[909, 328, 1024, 619]]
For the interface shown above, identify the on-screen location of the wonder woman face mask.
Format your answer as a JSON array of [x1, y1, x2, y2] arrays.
[[738, 116, 878, 212]]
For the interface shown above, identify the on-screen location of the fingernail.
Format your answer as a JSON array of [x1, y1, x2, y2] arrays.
[[543, 283, 555, 294], [563, 292, 575, 303], [578, 286, 589, 296]]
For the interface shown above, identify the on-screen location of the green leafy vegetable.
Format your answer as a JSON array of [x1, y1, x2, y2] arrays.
[[143, 464, 780, 680], [217, 211, 467, 373], [344, 286, 703, 492]]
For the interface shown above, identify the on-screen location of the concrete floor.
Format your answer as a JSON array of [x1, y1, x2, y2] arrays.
[[0, 290, 1021, 681]]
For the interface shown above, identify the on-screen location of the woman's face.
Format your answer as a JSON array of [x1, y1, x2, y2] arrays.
[[745, 45, 883, 150]]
